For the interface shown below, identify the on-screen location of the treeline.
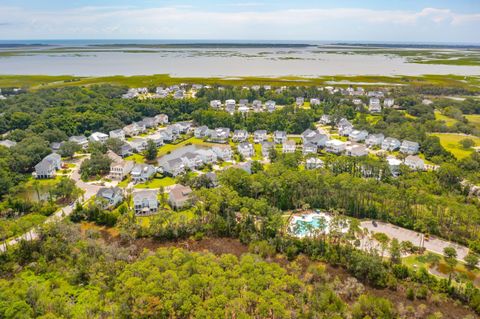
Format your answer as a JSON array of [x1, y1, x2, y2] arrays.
[[192, 106, 316, 133], [0, 85, 207, 138]]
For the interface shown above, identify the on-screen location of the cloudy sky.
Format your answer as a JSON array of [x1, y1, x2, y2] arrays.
[[0, 0, 479, 43]]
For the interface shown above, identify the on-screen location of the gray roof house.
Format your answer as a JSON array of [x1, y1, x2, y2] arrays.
[[265, 100, 276, 112], [145, 132, 164, 147], [133, 189, 158, 215], [212, 145, 233, 161], [303, 142, 317, 155], [381, 137, 401, 151], [109, 129, 126, 141], [0, 139, 16, 148], [337, 118, 353, 136], [365, 133, 384, 148], [253, 130, 268, 143], [302, 129, 328, 147], [319, 114, 331, 125], [209, 128, 230, 143], [89, 132, 109, 144], [194, 126, 209, 138], [369, 98, 382, 113], [282, 140, 296, 153], [305, 157, 324, 170], [96, 187, 123, 209], [349, 130, 369, 142], [154, 114, 169, 125], [162, 158, 185, 176], [404, 155, 425, 170], [119, 143, 133, 157], [142, 117, 156, 128], [128, 138, 148, 152], [69, 135, 89, 149], [345, 144, 368, 157], [34, 153, 62, 179], [273, 131, 287, 144], [131, 164, 156, 183], [233, 130, 248, 142], [261, 141, 274, 158], [238, 142, 254, 158], [296, 97, 305, 106], [168, 184, 193, 210], [400, 140, 420, 155], [123, 123, 141, 137]]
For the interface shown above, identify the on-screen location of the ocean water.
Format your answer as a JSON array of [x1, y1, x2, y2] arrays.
[[0, 41, 479, 77]]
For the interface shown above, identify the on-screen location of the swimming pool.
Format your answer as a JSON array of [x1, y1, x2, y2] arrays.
[[289, 211, 349, 238]]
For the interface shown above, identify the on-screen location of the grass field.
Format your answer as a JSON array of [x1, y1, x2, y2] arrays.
[[434, 111, 458, 127], [1, 74, 479, 92], [431, 133, 480, 159], [466, 114, 480, 130]]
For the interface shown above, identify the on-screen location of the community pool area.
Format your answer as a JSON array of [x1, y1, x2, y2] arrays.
[[289, 211, 349, 238]]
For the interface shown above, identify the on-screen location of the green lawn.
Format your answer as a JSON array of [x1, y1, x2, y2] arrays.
[[466, 114, 480, 130], [124, 153, 145, 163], [134, 176, 176, 189], [157, 137, 215, 157], [434, 111, 458, 127], [431, 133, 480, 159]]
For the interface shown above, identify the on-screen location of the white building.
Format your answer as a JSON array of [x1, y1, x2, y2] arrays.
[[325, 139, 346, 154]]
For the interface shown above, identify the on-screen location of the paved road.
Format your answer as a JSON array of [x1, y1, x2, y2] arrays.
[[0, 156, 101, 252], [361, 220, 470, 262]]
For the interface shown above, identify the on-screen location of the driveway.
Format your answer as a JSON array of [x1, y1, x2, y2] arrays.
[[0, 156, 102, 252]]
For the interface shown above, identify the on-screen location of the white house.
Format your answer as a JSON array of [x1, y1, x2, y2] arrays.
[[337, 118, 353, 136], [0, 139, 16, 148], [109, 129, 125, 141], [209, 128, 230, 143], [133, 189, 158, 215], [400, 140, 420, 155], [225, 99, 236, 113], [266, 100, 276, 112], [384, 98, 395, 108], [253, 130, 267, 143], [238, 142, 254, 158], [310, 98, 321, 106], [319, 114, 331, 125], [154, 114, 169, 125], [69, 135, 89, 149], [210, 100, 222, 109], [213, 145, 233, 161], [349, 130, 369, 142], [261, 141, 274, 158], [282, 140, 296, 153], [305, 157, 324, 170], [353, 98, 363, 106], [302, 129, 328, 147], [381, 137, 401, 151], [252, 100, 263, 112], [369, 98, 382, 113], [123, 123, 141, 137], [303, 142, 317, 155], [404, 155, 425, 171], [238, 105, 250, 113], [387, 156, 402, 176], [34, 153, 62, 179], [194, 126, 210, 138], [162, 158, 185, 176], [296, 97, 305, 106], [131, 164, 156, 183], [89, 132, 109, 144], [274, 131, 287, 144], [365, 133, 384, 148], [145, 132, 164, 147], [128, 138, 148, 152], [346, 144, 368, 157], [96, 187, 123, 209], [326, 139, 346, 154], [233, 130, 249, 142], [108, 150, 134, 180]]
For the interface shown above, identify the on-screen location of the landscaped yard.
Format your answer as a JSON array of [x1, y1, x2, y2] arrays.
[[134, 176, 176, 189], [430, 133, 480, 159], [157, 137, 216, 157]]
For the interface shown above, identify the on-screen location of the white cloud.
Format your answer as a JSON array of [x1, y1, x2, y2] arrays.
[[0, 5, 478, 41]]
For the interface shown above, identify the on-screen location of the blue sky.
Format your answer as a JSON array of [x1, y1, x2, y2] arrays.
[[0, 0, 479, 42]]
